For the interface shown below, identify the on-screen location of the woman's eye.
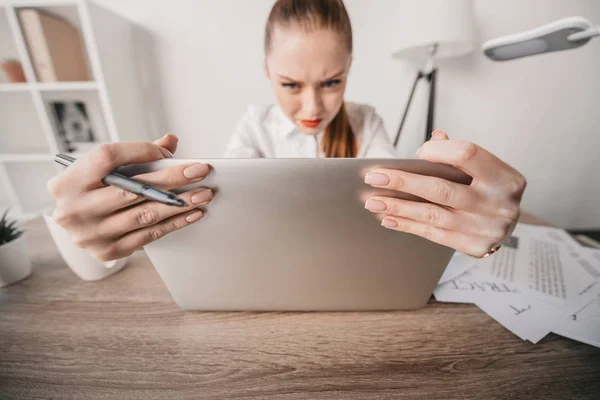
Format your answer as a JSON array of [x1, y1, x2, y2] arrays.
[[282, 83, 299, 89], [322, 79, 341, 88]]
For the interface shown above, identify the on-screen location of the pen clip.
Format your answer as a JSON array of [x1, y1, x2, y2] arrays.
[[54, 153, 77, 167]]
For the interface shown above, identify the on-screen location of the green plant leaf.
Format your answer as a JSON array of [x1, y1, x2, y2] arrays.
[[0, 207, 23, 245]]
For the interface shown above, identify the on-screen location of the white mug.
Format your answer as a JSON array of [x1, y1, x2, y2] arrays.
[[43, 210, 128, 281]]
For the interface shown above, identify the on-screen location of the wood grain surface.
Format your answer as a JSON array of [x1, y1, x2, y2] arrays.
[[1, 213, 599, 400]]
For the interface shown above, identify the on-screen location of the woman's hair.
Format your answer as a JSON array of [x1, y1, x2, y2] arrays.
[[265, 0, 357, 158]]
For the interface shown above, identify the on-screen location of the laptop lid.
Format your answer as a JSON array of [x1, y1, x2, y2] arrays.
[[118, 158, 471, 311]]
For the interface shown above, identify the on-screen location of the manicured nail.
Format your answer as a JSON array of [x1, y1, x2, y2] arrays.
[[365, 198, 387, 212], [183, 164, 208, 179], [365, 172, 390, 186], [160, 147, 174, 158], [185, 210, 204, 223], [382, 218, 398, 229], [432, 130, 445, 139], [191, 189, 213, 204]]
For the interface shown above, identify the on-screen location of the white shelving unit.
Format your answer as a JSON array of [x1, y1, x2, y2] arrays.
[[0, 0, 156, 220]]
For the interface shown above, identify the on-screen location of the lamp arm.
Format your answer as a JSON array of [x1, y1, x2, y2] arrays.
[[568, 26, 600, 42], [483, 17, 596, 61]]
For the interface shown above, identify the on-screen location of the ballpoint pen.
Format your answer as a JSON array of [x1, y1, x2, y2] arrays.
[[54, 153, 186, 207]]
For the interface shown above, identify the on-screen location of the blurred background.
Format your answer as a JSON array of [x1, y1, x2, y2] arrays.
[[0, 0, 598, 234]]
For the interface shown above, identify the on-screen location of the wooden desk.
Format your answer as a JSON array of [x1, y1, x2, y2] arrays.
[[1, 213, 599, 399]]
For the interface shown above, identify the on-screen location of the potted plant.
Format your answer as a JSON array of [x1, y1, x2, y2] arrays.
[[0, 208, 32, 287]]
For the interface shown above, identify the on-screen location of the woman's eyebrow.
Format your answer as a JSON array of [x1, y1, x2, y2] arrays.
[[275, 70, 345, 82], [323, 70, 345, 81], [275, 73, 300, 82]]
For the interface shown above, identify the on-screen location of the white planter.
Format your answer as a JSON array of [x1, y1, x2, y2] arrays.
[[0, 234, 32, 287]]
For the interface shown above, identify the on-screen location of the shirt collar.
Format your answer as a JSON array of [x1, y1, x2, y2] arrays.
[[276, 106, 298, 138], [276, 106, 326, 139]]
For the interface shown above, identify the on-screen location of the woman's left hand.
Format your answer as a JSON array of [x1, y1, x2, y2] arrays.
[[364, 130, 527, 258]]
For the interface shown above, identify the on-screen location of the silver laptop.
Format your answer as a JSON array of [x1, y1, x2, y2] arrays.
[[118, 158, 472, 311]]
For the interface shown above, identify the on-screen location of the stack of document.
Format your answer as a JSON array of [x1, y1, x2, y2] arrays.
[[434, 223, 600, 347]]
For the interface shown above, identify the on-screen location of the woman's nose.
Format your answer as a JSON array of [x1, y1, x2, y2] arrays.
[[301, 89, 324, 117]]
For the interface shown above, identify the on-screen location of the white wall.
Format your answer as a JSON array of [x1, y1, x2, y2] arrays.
[[12, 0, 600, 229]]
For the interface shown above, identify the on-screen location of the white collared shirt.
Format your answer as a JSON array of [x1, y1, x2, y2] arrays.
[[223, 102, 396, 158]]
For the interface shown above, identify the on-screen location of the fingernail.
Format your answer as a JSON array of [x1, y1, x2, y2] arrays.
[[382, 218, 398, 229], [160, 147, 174, 158], [365, 198, 387, 212], [365, 172, 390, 186], [183, 164, 208, 179], [185, 210, 204, 223], [432, 130, 446, 140], [191, 188, 213, 204]]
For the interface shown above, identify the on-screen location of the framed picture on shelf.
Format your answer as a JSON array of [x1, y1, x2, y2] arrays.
[[49, 101, 96, 153]]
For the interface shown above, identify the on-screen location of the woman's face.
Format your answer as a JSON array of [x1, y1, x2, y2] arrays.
[[265, 27, 352, 135]]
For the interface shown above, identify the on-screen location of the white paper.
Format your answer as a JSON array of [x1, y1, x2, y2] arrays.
[[579, 248, 600, 280], [576, 295, 600, 320], [515, 224, 600, 280], [435, 279, 598, 344], [590, 249, 600, 264], [552, 294, 600, 348], [434, 271, 520, 304], [435, 269, 580, 343], [476, 294, 566, 343], [437, 252, 477, 285], [473, 224, 600, 307], [553, 315, 600, 348], [433, 224, 600, 346]]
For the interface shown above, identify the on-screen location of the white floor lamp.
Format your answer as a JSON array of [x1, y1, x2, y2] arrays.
[[389, 0, 476, 149]]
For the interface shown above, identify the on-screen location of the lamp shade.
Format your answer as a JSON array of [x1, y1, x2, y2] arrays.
[[389, 0, 476, 64]]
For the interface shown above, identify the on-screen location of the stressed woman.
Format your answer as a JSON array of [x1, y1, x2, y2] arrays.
[[47, 0, 526, 262]]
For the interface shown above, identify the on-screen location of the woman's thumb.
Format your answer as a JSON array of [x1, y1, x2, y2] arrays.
[[154, 133, 178, 156], [430, 129, 449, 141]]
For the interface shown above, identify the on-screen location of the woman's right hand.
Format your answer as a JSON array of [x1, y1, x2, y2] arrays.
[[47, 134, 213, 262]]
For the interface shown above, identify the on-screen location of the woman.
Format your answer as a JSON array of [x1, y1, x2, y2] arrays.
[[47, 0, 526, 262]]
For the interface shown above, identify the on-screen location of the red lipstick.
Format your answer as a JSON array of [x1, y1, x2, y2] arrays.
[[300, 119, 322, 128]]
